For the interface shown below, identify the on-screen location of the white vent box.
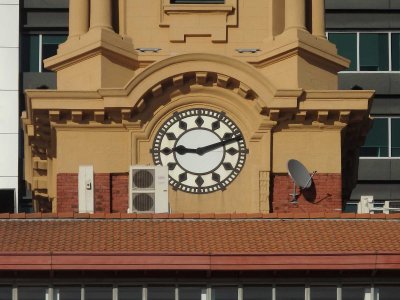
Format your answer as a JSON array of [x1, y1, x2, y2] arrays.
[[129, 165, 169, 213], [78, 165, 94, 213]]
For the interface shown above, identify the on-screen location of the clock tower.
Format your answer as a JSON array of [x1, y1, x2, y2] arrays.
[[22, 0, 373, 214]]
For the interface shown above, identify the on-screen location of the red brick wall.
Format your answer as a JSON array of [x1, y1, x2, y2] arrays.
[[57, 173, 129, 213], [272, 173, 342, 213], [57, 173, 78, 213], [111, 173, 129, 213], [94, 174, 111, 212]]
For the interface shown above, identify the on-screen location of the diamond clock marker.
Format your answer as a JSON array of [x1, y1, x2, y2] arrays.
[[161, 147, 172, 155], [166, 132, 177, 140], [167, 162, 177, 170], [195, 116, 204, 127], [223, 133, 233, 140], [212, 121, 220, 131], [227, 147, 239, 156], [195, 176, 204, 187], [212, 173, 221, 182], [179, 172, 188, 182], [223, 163, 234, 170], [179, 121, 188, 130]]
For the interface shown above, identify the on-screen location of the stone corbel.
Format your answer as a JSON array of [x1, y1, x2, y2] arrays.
[[339, 111, 351, 124], [172, 74, 184, 87], [216, 74, 230, 88], [121, 108, 132, 122], [94, 111, 105, 123], [237, 82, 252, 99], [49, 110, 61, 124], [71, 111, 83, 123], [317, 111, 329, 123], [135, 99, 146, 113], [196, 72, 208, 85]]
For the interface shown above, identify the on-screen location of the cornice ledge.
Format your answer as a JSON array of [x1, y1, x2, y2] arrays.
[[269, 89, 303, 110], [44, 32, 138, 72], [301, 90, 374, 111], [25, 90, 101, 99], [247, 33, 349, 71]]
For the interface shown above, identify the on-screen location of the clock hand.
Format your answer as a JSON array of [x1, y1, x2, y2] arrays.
[[197, 135, 243, 156], [172, 145, 198, 155]]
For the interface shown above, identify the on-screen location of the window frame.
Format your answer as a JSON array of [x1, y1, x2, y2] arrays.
[[359, 116, 400, 159], [21, 33, 67, 73], [4, 281, 400, 300], [327, 31, 400, 73]]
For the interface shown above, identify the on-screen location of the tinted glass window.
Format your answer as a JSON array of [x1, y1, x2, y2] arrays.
[[212, 286, 238, 300], [21, 35, 39, 72], [19, 287, 47, 300], [275, 285, 304, 300], [329, 33, 357, 71], [360, 118, 389, 157], [342, 286, 370, 300], [148, 286, 175, 300], [310, 286, 337, 300], [179, 286, 207, 300], [375, 285, 400, 300], [0, 286, 12, 300], [42, 35, 67, 72], [118, 286, 142, 300], [85, 286, 113, 300], [392, 33, 400, 71], [360, 33, 389, 71], [391, 118, 400, 157], [243, 285, 272, 300], [54, 286, 81, 300]]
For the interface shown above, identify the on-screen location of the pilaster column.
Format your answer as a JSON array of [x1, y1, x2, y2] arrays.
[[284, 0, 306, 31], [312, 0, 326, 38], [69, 0, 89, 38], [90, 0, 113, 31]]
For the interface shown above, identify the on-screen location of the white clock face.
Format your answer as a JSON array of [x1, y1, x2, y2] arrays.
[[151, 108, 248, 194]]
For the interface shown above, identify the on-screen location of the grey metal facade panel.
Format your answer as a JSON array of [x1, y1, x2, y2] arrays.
[[326, 0, 391, 10], [350, 183, 392, 200], [24, 0, 68, 9], [338, 73, 400, 95], [326, 13, 400, 29], [338, 73, 391, 94], [370, 98, 400, 115], [358, 159, 391, 180], [390, 0, 400, 9], [24, 11, 68, 28], [22, 72, 56, 90], [391, 160, 400, 180]]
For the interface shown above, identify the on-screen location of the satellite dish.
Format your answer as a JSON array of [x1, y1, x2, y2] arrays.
[[287, 159, 317, 203]]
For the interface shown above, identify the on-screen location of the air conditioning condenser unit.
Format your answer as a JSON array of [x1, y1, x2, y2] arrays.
[[129, 165, 169, 213]]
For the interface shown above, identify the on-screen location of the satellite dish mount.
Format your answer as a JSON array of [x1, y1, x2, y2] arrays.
[[287, 159, 317, 203]]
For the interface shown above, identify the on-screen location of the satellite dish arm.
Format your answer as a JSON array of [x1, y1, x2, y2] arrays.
[[302, 171, 317, 189]]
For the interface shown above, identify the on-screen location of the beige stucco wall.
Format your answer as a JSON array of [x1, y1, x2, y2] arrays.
[[22, 0, 374, 213], [272, 130, 342, 173], [56, 129, 131, 173]]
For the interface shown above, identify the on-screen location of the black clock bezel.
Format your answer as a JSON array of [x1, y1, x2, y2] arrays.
[[151, 108, 247, 194]]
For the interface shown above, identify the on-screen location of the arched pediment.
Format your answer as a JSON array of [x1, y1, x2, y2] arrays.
[[101, 53, 277, 113]]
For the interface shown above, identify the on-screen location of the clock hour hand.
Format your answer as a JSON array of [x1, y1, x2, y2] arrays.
[[172, 145, 198, 155], [197, 135, 243, 155]]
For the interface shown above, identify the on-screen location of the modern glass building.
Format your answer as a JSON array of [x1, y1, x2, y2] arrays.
[[326, 0, 400, 211]]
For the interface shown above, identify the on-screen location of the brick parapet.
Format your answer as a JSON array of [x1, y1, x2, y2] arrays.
[[272, 173, 342, 213]]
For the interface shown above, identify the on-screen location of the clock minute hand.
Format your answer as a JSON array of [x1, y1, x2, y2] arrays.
[[197, 135, 243, 156]]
